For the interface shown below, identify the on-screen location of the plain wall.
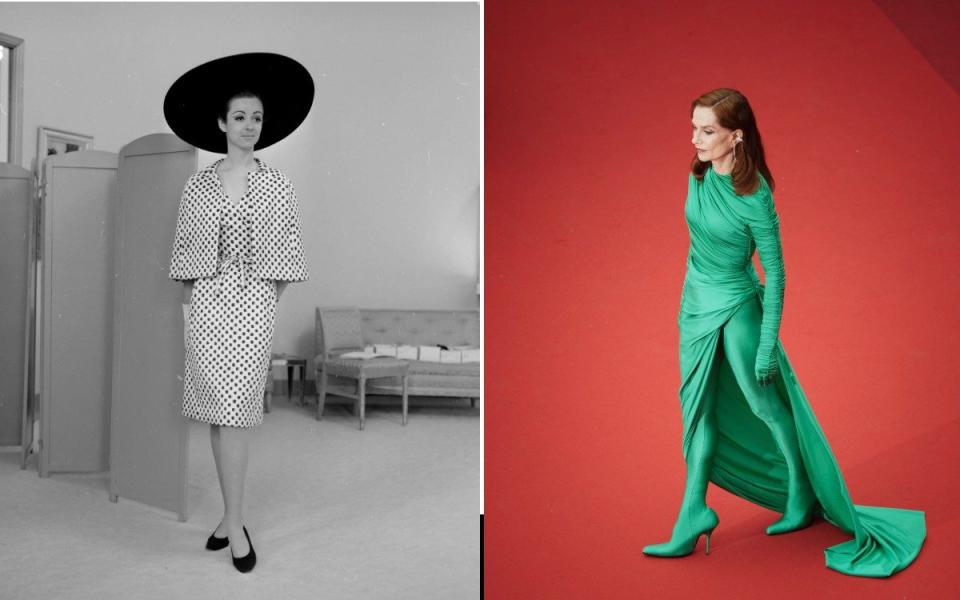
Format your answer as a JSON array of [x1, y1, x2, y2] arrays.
[[0, 2, 480, 367]]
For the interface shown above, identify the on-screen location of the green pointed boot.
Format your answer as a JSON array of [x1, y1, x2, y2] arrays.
[[645, 409, 719, 557], [643, 506, 719, 557], [766, 479, 816, 535], [763, 403, 817, 535]]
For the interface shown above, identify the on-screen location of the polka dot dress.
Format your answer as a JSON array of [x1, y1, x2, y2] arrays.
[[182, 174, 278, 428]]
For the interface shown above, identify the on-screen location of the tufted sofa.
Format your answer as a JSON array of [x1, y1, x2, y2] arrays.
[[314, 308, 480, 401]]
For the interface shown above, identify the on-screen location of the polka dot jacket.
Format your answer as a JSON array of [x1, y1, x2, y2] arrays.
[[169, 157, 309, 283]]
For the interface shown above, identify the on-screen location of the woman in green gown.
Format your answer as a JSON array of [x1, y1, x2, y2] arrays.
[[641, 88, 925, 577]]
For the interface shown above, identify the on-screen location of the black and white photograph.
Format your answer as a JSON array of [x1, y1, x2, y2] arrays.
[[0, 3, 481, 599]]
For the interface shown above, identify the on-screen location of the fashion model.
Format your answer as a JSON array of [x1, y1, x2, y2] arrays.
[[641, 88, 925, 577], [165, 53, 313, 573]]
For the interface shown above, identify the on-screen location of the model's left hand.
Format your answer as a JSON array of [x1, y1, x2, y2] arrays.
[[755, 356, 778, 387]]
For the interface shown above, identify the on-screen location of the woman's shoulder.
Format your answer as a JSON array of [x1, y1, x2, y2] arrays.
[[263, 166, 292, 183], [195, 158, 223, 177], [754, 172, 772, 194], [183, 163, 219, 194], [253, 160, 292, 185], [732, 174, 777, 227], [190, 158, 291, 184], [734, 172, 772, 205], [183, 160, 218, 186]]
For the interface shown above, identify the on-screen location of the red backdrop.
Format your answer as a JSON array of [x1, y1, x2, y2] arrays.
[[485, 0, 960, 597]]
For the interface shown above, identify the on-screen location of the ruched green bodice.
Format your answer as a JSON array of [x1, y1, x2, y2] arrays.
[[675, 167, 925, 577], [682, 167, 781, 383]]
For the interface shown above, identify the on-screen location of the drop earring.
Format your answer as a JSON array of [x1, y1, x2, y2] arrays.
[[732, 135, 743, 169]]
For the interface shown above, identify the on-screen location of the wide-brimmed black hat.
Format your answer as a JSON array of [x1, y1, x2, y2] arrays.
[[164, 52, 314, 154]]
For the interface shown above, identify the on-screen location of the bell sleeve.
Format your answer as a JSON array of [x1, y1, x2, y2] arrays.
[[281, 179, 310, 282], [743, 182, 785, 382], [258, 175, 309, 282], [169, 176, 217, 281]]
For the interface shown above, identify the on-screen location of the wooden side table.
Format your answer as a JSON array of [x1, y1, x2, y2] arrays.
[[317, 357, 410, 430], [270, 353, 307, 406]]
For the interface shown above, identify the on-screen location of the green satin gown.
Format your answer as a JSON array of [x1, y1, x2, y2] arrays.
[[670, 166, 925, 577]]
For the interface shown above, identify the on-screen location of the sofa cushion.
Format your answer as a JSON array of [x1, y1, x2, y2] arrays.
[[406, 360, 479, 377], [360, 310, 480, 347]]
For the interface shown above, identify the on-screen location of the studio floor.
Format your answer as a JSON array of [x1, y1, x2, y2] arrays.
[[0, 396, 481, 600]]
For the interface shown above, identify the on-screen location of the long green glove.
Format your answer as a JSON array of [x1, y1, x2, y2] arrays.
[[737, 179, 784, 384]]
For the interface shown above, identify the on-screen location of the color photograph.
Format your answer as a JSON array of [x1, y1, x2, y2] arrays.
[[485, 0, 956, 597]]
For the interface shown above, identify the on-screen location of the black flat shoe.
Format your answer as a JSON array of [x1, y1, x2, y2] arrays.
[[231, 526, 256, 573], [206, 527, 228, 551]]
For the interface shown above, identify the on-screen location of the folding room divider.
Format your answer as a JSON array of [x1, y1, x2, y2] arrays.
[[21, 135, 195, 521], [39, 150, 118, 476], [0, 163, 35, 463], [109, 134, 196, 521]]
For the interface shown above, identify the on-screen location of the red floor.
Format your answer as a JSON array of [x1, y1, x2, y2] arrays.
[[485, 0, 960, 597]]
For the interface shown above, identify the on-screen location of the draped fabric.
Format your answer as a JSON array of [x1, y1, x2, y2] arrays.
[[678, 167, 925, 577]]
